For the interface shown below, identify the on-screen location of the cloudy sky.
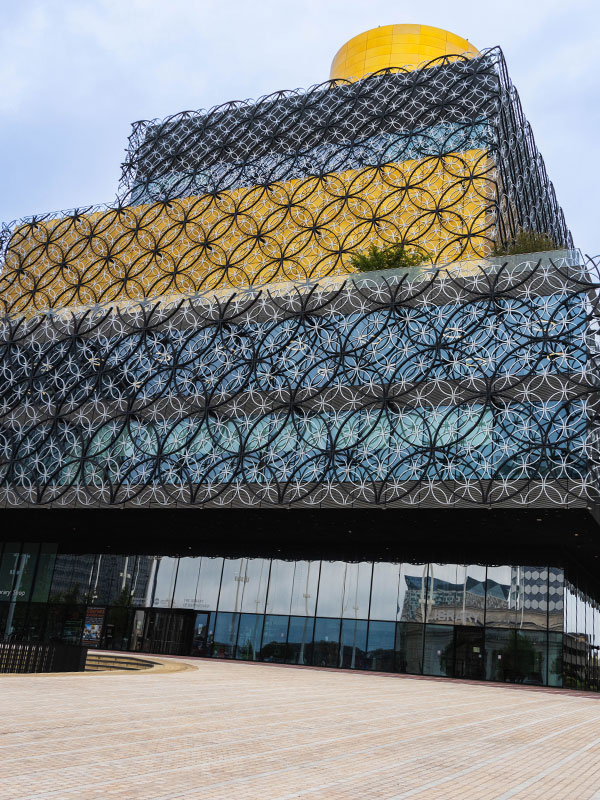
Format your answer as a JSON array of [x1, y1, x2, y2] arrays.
[[1, 0, 598, 255]]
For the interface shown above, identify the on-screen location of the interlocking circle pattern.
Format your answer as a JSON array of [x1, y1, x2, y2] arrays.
[[0, 47, 591, 509]]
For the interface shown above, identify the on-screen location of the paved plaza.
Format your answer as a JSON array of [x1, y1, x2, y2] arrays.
[[2, 658, 600, 799]]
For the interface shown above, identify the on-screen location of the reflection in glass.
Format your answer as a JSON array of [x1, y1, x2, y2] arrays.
[[130, 556, 154, 607], [217, 559, 245, 612], [454, 565, 486, 627], [313, 617, 341, 667], [485, 565, 515, 627], [91, 555, 136, 606], [518, 567, 548, 630], [13, 543, 39, 603], [370, 563, 400, 621], [548, 568, 564, 631], [366, 620, 396, 671], [240, 559, 269, 614], [342, 563, 372, 619], [485, 629, 546, 684], [454, 627, 484, 680], [339, 618, 367, 669], [396, 622, 424, 674], [191, 612, 211, 657], [260, 615, 289, 662], [484, 628, 514, 682], [515, 630, 547, 684], [196, 558, 223, 611], [49, 554, 95, 603], [0, 543, 21, 602], [5, 603, 29, 640], [316, 562, 346, 618], [286, 615, 314, 665], [212, 611, 239, 658], [423, 624, 454, 677], [398, 564, 428, 623], [427, 563, 458, 624], [290, 561, 319, 616], [172, 557, 201, 609], [548, 631, 562, 687], [266, 561, 295, 615], [150, 557, 178, 608], [31, 544, 57, 604], [236, 613, 263, 660]]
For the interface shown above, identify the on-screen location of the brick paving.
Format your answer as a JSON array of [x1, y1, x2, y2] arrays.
[[2, 658, 600, 799]]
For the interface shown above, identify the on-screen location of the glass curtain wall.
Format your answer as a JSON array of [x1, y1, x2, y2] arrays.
[[7, 542, 600, 690]]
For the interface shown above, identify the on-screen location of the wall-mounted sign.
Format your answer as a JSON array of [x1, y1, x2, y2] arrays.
[[83, 608, 105, 647]]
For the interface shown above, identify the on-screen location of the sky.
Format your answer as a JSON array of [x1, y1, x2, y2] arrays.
[[0, 0, 598, 256]]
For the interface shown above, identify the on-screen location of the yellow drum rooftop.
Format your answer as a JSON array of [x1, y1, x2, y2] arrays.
[[330, 24, 480, 81]]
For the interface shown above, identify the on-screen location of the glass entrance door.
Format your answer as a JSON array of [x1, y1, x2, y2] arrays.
[[454, 626, 485, 680], [191, 612, 211, 657], [142, 610, 195, 655]]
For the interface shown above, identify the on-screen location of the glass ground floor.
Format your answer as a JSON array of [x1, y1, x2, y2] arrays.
[[1, 538, 599, 690], [0, 600, 565, 686]]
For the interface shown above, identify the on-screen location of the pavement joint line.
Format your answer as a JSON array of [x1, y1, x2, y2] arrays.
[[4, 659, 600, 800], [493, 739, 600, 800], [9, 698, 596, 798], [0, 691, 562, 760], [387, 717, 600, 799]]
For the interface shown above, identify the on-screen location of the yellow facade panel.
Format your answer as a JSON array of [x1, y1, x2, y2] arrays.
[[392, 23, 421, 35], [419, 45, 448, 59], [330, 24, 480, 81], [419, 34, 449, 49], [343, 42, 368, 57], [361, 44, 395, 59], [2, 147, 494, 317], [389, 34, 421, 45], [389, 51, 421, 65], [366, 25, 394, 45], [420, 24, 450, 37]]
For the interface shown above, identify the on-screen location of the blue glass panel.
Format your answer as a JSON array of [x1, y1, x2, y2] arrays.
[[212, 611, 239, 658], [366, 620, 396, 671], [340, 618, 367, 669], [313, 617, 341, 668]]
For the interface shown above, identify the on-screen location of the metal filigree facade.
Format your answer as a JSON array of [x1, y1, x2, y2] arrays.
[[0, 49, 571, 318], [1, 48, 595, 509], [1, 254, 597, 508]]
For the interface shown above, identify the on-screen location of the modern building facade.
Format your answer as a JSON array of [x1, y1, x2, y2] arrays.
[[0, 25, 598, 688]]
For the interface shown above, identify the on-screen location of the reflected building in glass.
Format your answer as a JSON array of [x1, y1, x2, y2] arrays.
[[3, 545, 597, 687], [1, 24, 599, 689]]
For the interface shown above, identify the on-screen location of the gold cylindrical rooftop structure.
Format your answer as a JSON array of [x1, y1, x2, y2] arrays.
[[330, 24, 480, 81]]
